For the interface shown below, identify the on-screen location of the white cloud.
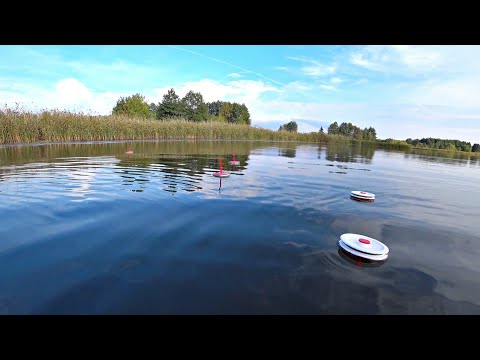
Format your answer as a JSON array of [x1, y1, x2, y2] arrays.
[[319, 84, 336, 91], [302, 64, 336, 77], [283, 81, 312, 91], [350, 52, 377, 69], [288, 56, 336, 77], [150, 78, 279, 105], [1, 77, 125, 115], [227, 72, 242, 78], [348, 45, 477, 75], [274, 66, 288, 71], [352, 78, 368, 85], [55, 78, 92, 105], [406, 77, 480, 108], [68, 60, 131, 73], [296, 121, 319, 133], [389, 45, 441, 68], [330, 77, 343, 84]]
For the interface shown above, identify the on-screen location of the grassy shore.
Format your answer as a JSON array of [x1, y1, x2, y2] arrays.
[[410, 146, 480, 158], [1, 109, 477, 160], [0, 109, 329, 144]]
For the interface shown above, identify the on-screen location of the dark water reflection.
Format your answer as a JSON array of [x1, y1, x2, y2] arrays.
[[324, 141, 375, 163], [0, 140, 479, 314]]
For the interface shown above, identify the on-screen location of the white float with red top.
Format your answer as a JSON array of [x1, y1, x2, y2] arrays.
[[228, 152, 240, 166], [350, 190, 375, 201], [213, 159, 230, 178], [214, 171, 230, 178], [338, 233, 389, 261]]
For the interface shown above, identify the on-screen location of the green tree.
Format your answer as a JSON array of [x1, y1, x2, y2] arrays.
[[157, 88, 186, 119], [319, 126, 324, 133], [473, 143, 479, 152], [149, 103, 158, 118], [239, 103, 251, 125], [367, 127, 377, 140], [279, 121, 298, 132], [112, 93, 152, 118], [219, 102, 233, 121], [228, 103, 246, 124], [206, 101, 251, 125], [182, 90, 208, 122], [352, 126, 364, 139], [328, 121, 339, 134], [207, 101, 222, 116]]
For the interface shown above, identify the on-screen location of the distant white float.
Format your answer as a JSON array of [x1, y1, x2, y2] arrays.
[[350, 190, 375, 201], [338, 233, 389, 261]]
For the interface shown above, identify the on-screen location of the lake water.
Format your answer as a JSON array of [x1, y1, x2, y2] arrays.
[[0, 140, 479, 314]]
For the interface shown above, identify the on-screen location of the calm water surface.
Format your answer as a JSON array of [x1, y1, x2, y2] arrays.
[[0, 140, 479, 314]]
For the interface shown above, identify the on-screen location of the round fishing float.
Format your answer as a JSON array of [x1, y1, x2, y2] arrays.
[[213, 159, 230, 178], [338, 233, 389, 261], [350, 190, 375, 202]]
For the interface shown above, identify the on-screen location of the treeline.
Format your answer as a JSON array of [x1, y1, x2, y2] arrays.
[[406, 138, 480, 152], [278, 121, 298, 132], [327, 121, 377, 140], [206, 101, 251, 125], [112, 89, 251, 125]]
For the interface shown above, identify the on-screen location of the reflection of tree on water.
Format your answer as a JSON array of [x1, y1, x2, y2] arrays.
[[117, 167, 150, 193], [404, 150, 480, 166], [117, 153, 249, 194], [324, 142, 375, 164], [278, 147, 297, 158]]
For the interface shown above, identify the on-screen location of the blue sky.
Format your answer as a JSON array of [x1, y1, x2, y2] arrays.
[[1, 45, 480, 143]]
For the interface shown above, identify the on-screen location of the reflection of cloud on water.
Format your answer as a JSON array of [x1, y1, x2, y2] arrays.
[[62, 157, 121, 202], [380, 222, 480, 307], [283, 243, 480, 314], [311, 215, 480, 311], [200, 172, 264, 200], [66, 169, 96, 201]]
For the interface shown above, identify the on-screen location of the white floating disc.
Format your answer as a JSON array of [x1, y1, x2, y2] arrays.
[[339, 233, 389, 260], [338, 240, 388, 261], [228, 160, 240, 166], [351, 190, 375, 199], [213, 171, 230, 178], [350, 195, 374, 202]]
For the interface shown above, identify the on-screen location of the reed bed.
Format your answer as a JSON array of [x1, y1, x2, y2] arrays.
[[0, 109, 328, 144]]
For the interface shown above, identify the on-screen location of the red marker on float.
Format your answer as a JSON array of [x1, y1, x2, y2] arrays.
[[228, 152, 240, 166], [213, 158, 230, 178], [350, 190, 375, 202], [125, 146, 133, 155], [338, 233, 389, 261]]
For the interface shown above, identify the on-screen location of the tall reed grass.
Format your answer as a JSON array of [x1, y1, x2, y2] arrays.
[[0, 108, 328, 144]]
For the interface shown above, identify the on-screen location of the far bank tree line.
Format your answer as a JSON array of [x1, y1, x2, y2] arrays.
[[278, 120, 378, 141], [112, 89, 251, 125], [113, 94, 478, 152], [406, 138, 479, 152]]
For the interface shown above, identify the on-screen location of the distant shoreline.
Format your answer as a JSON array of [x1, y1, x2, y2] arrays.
[[0, 138, 321, 149], [1, 109, 478, 155], [410, 146, 480, 156]]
